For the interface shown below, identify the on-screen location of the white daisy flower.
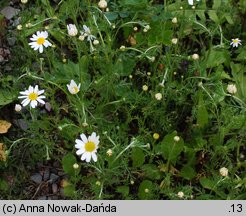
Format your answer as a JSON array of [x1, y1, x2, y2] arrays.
[[75, 132, 100, 162], [188, 0, 200, 5], [67, 24, 78, 36], [67, 80, 81, 94], [18, 85, 45, 108], [80, 25, 96, 42], [28, 31, 52, 53], [230, 38, 242, 48]]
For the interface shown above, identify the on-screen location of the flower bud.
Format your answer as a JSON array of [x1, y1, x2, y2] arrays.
[[153, 133, 160, 140], [142, 85, 148, 91], [73, 163, 79, 169], [144, 188, 149, 193], [172, 17, 178, 24], [171, 38, 178, 44], [227, 84, 237, 94], [155, 93, 162, 100], [106, 149, 113, 157], [177, 191, 184, 198], [15, 104, 22, 112], [174, 136, 180, 142], [67, 24, 78, 36], [93, 39, 100, 45], [219, 167, 228, 177], [17, 25, 22, 30], [192, 53, 199, 60]]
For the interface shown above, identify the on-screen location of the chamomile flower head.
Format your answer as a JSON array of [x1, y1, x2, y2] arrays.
[[230, 38, 242, 48], [75, 132, 100, 163], [28, 31, 52, 53], [18, 85, 45, 108], [80, 25, 96, 42], [67, 80, 81, 94]]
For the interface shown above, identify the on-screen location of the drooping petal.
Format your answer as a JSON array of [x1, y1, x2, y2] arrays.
[[39, 45, 44, 53], [31, 100, 38, 108], [37, 98, 45, 104], [92, 153, 97, 162], [81, 152, 88, 161], [85, 153, 92, 162]]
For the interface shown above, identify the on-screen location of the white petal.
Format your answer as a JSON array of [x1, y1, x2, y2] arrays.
[[44, 40, 52, 47], [43, 31, 48, 38], [76, 148, 86, 155], [75, 139, 84, 148], [19, 90, 29, 95], [29, 41, 37, 46], [92, 153, 97, 162], [81, 152, 87, 161], [70, 80, 76, 87], [22, 98, 30, 106], [28, 86, 33, 92], [85, 153, 92, 162], [31, 100, 37, 108], [38, 95, 46, 99], [30, 35, 38, 41], [188, 0, 193, 5], [34, 45, 40, 51], [38, 89, 44, 95], [39, 45, 44, 53], [80, 133, 88, 143], [83, 25, 89, 32], [18, 95, 28, 99], [34, 85, 39, 93], [37, 98, 45, 104]]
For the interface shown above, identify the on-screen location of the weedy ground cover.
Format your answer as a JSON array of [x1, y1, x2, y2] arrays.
[[0, 0, 245, 199]]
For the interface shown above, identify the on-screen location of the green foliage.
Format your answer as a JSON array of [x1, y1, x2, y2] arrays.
[[62, 153, 80, 177], [138, 180, 155, 200], [161, 131, 184, 165], [131, 147, 145, 167]]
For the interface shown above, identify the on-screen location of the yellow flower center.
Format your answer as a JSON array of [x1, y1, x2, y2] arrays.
[[73, 86, 79, 93], [233, 39, 238, 43], [85, 141, 96, 152], [28, 92, 38, 101], [37, 37, 45, 45]]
